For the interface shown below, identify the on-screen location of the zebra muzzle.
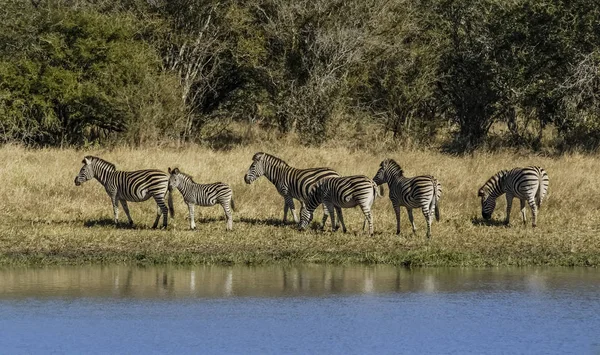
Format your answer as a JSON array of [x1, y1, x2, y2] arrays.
[[74, 177, 81, 186]]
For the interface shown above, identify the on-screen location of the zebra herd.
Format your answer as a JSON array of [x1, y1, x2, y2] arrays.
[[74, 152, 550, 237]]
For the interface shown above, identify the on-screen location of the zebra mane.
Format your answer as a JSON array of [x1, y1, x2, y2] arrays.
[[85, 156, 116, 171], [173, 169, 196, 183], [383, 158, 404, 176], [254, 152, 289, 167], [480, 169, 508, 194]]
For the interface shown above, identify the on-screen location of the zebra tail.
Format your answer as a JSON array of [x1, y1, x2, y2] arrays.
[[535, 169, 544, 208], [231, 198, 236, 212], [373, 181, 382, 198], [433, 179, 440, 222], [167, 190, 175, 218]]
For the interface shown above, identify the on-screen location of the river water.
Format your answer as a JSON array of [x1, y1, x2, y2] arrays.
[[0, 265, 598, 354]]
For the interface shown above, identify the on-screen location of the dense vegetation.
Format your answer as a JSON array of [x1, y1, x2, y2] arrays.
[[1, 0, 599, 151]]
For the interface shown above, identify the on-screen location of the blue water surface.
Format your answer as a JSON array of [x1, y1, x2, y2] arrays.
[[0, 266, 598, 354]]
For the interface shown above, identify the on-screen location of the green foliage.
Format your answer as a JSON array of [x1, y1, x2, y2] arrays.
[[1, 0, 599, 150], [0, 0, 184, 146]]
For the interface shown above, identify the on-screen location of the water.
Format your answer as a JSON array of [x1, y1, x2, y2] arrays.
[[0, 265, 598, 354]]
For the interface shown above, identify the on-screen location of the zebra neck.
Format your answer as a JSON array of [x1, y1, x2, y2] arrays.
[[305, 193, 322, 212], [486, 175, 507, 199], [179, 180, 197, 199], [389, 174, 408, 186], [263, 163, 292, 184], [94, 168, 118, 186]]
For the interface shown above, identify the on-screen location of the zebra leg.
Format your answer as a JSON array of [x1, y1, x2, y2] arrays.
[[422, 207, 432, 239], [393, 204, 401, 235], [188, 203, 196, 230], [520, 199, 527, 225], [360, 205, 373, 236], [528, 198, 539, 227], [320, 204, 331, 230], [324, 202, 336, 232], [283, 195, 296, 224], [152, 196, 169, 229], [120, 199, 134, 226], [407, 208, 416, 235], [334, 206, 343, 232], [335, 206, 347, 233], [505, 194, 513, 225], [111, 197, 120, 226], [222, 201, 233, 231]]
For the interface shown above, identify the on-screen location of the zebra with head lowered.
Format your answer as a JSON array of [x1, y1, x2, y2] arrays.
[[168, 168, 235, 231], [74, 156, 174, 228], [373, 159, 441, 238], [244, 152, 340, 225], [299, 175, 379, 236], [478, 166, 549, 227]]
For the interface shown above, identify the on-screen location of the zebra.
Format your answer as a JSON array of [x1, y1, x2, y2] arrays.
[[373, 159, 441, 238], [478, 166, 549, 227], [244, 152, 340, 224], [168, 168, 235, 231], [299, 175, 379, 236], [74, 156, 174, 228]]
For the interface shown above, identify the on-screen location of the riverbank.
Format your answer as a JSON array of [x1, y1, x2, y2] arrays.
[[1, 144, 599, 266]]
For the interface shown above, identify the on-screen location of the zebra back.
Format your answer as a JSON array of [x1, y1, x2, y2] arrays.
[[478, 166, 549, 218], [169, 168, 233, 207], [244, 152, 339, 202], [308, 175, 376, 211]]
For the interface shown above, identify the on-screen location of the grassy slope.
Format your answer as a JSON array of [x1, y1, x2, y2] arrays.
[[0, 144, 599, 266]]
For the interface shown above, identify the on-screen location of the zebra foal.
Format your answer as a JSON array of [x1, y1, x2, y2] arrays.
[[373, 159, 441, 238], [478, 166, 549, 227], [74, 156, 174, 228], [168, 168, 235, 231], [244, 152, 339, 224], [299, 175, 379, 236]]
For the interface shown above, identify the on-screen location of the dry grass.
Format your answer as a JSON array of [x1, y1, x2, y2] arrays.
[[0, 143, 599, 266]]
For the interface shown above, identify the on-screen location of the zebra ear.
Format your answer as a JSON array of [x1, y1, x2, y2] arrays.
[[252, 152, 263, 161], [82, 157, 91, 165], [168, 167, 172, 174], [477, 189, 484, 197], [173, 168, 180, 174]]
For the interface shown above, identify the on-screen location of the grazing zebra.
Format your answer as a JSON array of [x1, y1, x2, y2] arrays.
[[373, 159, 441, 238], [478, 166, 549, 227], [299, 175, 379, 236], [168, 168, 235, 231], [244, 152, 340, 224], [74, 156, 174, 228]]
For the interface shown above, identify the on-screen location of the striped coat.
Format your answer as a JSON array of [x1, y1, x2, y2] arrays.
[[373, 159, 441, 238], [244, 152, 339, 224], [299, 175, 379, 236], [74, 156, 173, 228], [168, 168, 235, 230], [478, 166, 549, 227]]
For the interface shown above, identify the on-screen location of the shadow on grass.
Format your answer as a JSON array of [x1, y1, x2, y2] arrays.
[[239, 217, 291, 228], [84, 218, 135, 229], [471, 217, 508, 227], [191, 217, 224, 224]]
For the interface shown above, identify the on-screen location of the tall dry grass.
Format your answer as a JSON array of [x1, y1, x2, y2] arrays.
[[0, 143, 599, 266]]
